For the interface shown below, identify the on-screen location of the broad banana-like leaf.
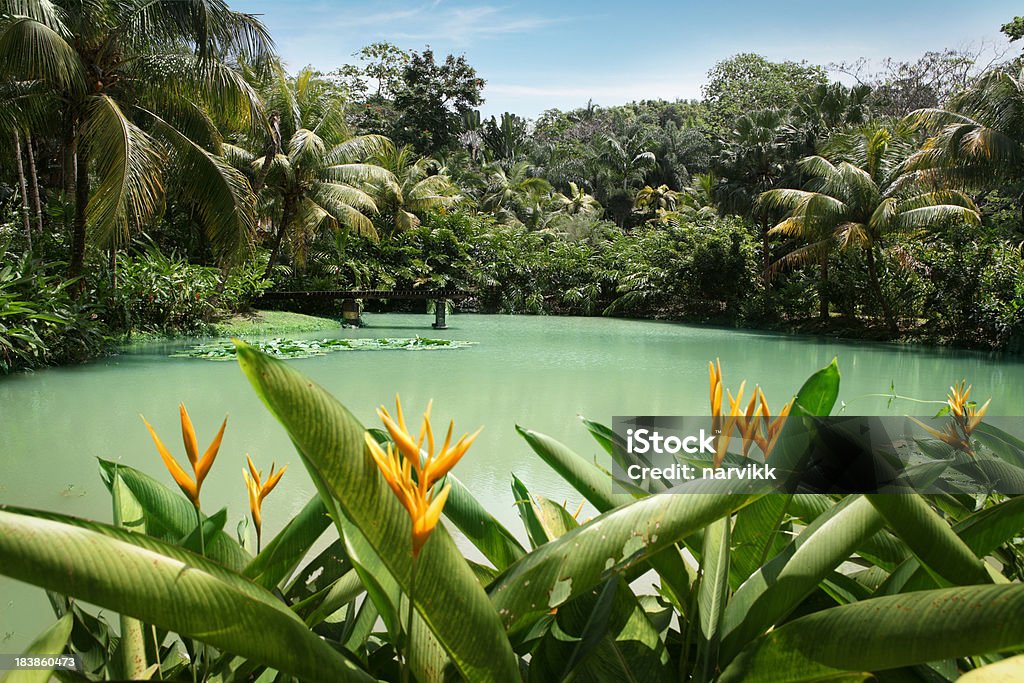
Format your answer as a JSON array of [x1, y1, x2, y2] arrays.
[[98, 459, 250, 570], [0, 508, 373, 682], [489, 477, 762, 637], [243, 495, 330, 590], [719, 584, 1024, 682], [698, 516, 730, 677], [0, 614, 72, 683], [720, 495, 884, 662], [235, 343, 520, 683], [517, 426, 693, 612], [866, 494, 990, 585]]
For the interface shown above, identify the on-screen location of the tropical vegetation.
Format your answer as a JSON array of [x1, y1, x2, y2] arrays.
[[1, 0, 1022, 366], [2, 350, 1024, 681]]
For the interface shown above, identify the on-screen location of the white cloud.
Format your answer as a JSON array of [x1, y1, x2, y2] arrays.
[[317, 2, 559, 47]]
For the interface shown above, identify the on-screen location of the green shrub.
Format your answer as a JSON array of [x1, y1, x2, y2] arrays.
[[0, 252, 109, 374]]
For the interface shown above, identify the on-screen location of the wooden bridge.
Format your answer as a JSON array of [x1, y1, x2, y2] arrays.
[[259, 289, 472, 329]]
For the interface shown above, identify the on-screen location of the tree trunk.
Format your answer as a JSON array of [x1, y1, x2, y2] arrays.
[[251, 112, 281, 194], [865, 246, 896, 336], [13, 131, 32, 251], [69, 146, 90, 286], [818, 251, 829, 322], [263, 196, 294, 279], [25, 131, 44, 235]]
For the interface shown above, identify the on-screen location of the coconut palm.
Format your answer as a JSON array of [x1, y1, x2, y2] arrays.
[[480, 160, 552, 227], [633, 184, 681, 221], [0, 0, 275, 278], [369, 141, 461, 233], [906, 66, 1024, 214], [551, 182, 601, 216], [599, 130, 656, 193], [760, 125, 981, 330]]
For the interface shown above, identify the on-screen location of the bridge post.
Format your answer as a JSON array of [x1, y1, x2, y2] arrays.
[[341, 298, 362, 327], [432, 298, 447, 329]]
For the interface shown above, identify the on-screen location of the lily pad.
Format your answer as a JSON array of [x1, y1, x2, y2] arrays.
[[171, 337, 476, 361]]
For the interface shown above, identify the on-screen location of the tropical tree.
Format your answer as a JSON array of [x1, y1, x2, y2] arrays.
[[633, 184, 682, 221], [370, 140, 461, 233], [0, 0, 275, 278], [551, 181, 602, 216], [599, 129, 656, 193], [760, 125, 981, 330], [227, 68, 392, 276], [481, 160, 553, 227], [715, 109, 807, 273], [906, 65, 1024, 217]]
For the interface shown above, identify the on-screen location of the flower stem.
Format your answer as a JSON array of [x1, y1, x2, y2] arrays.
[[194, 505, 205, 556], [402, 556, 418, 683]]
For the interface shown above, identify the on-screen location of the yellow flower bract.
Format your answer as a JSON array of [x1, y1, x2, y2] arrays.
[[365, 396, 481, 557], [142, 404, 226, 509]]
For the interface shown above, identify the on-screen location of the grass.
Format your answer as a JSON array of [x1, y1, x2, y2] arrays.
[[209, 310, 341, 337]]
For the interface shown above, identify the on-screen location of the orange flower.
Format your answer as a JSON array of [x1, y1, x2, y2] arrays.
[[912, 380, 991, 456], [242, 455, 287, 544], [365, 395, 481, 557], [142, 404, 226, 509], [708, 359, 794, 467]]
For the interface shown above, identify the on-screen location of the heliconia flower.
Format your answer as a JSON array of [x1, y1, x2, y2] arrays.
[[242, 455, 286, 550], [708, 359, 794, 467], [142, 405, 226, 509], [366, 395, 481, 557], [947, 380, 990, 433], [912, 380, 991, 456]]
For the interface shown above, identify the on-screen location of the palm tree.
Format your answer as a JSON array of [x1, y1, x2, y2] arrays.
[[906, 66, 1024, 218], [227, 68, 391, 277], [0, 0, 275, 279], [760, 126, 980, 331], [551, 182, 601, 216], [370, 141, 461, 233], [715, 109, 806, 274], [599, 130, 656, 193], [633, 184, 681, 221], [480, 160, 552, 227]]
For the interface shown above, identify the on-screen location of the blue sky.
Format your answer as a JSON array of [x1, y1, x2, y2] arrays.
[[235, 0, 1021, 117]]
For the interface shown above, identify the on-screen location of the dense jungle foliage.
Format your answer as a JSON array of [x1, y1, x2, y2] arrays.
[[2, 2, 1024, 375]]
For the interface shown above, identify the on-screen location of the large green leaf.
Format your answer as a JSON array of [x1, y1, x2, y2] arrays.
[[719, 584, 1024, 682], [0, 508, 372, 682], [243, 495, 330, 590], [719, 495, 884, 662], [98, 459, 250, 570], [517, 426, 693, 612], [866, 494, 989, 585], [0, 614, 72, 683], [697, 516, 731, 677], [444, 472, 526, 570], [489, 477, 762, 637], [235, 342, 519, 683], [529, 577, 672, 683]]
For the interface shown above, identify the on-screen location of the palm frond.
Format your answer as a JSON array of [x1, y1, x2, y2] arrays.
[[144, 107, 256, 263], [327, 134, 392, 165], [0, 16, 85, 92], [2, 0, 68, 34], [83, 95, 165, 248]]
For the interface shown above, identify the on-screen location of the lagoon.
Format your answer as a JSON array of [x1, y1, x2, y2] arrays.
[[2, 313, 1022, 647]]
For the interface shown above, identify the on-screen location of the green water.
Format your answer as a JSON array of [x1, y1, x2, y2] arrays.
[[2, 313, 1022, 647]]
